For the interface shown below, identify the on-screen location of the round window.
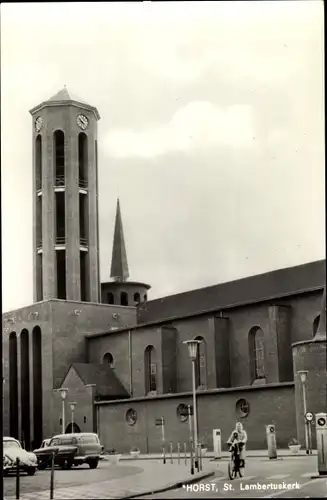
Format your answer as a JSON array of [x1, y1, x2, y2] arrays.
[[236, 398, 250, 418], [125, 408, 137, 426], [177, 403, 189, 423]]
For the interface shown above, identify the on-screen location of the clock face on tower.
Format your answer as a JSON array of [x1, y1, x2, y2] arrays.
[[35, 116, 43, 132], [77, 114, 89, 130]]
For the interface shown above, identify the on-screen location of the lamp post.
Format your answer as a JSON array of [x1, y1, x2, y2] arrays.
[[298, 371, 310, 454], [184, 339, 201, 472], [58, 388, 68, 434], [69, 402, 77, 432]]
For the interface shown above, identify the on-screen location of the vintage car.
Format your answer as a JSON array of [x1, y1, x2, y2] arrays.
[[40, 439, 51, 448], [3, 437, 38, 475], [33, 433, 103, 470]]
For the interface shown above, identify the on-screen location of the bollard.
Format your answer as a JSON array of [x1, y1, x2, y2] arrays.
[[315, 412, 327, 475], [162, 446, 166, 465], [184, 442, 187, 465], [15, 457, 20, 499], [50, 451, 56, 499], [190, 439, 194, 475], [266, 425, 277, 459], [170, 442, 173, 463], [198, 444, 203, 471], [177, 442, 180, 464]]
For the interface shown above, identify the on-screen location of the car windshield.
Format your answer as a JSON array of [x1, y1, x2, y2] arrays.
[[3, 441, 21, 449]]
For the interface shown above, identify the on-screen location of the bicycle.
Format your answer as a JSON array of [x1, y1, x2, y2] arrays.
[[227, 441, 244, 480]]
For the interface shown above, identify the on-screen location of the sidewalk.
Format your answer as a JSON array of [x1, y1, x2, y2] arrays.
[[119, 449, 317, 461], [4, 460, 217, 500]]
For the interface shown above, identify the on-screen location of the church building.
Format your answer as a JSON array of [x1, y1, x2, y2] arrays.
[[2, 89, 326, 453]]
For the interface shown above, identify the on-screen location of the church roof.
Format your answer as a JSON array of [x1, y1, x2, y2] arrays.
[[110, 199, 130, 282], [29, 87, 100, 119], [47, 87, 88, 105], [137, 259, 325, 324], [71, 363, 130, 399]]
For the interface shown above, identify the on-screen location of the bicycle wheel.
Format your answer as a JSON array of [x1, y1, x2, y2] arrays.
[[228, 460, 234, 480]]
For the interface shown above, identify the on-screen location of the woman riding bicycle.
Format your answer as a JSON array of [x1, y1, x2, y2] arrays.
[[227, 422, 247, 467]]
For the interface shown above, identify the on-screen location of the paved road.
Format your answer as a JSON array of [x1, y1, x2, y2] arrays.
[[140, 456, 327, 498], [3, 461, 143, 497]]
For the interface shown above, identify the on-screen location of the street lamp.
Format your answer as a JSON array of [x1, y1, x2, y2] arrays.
[[69, 402, 77, 432], [297, 371, 310, 454], [184, 339, 201, 472], [58, 388, 68, 434]]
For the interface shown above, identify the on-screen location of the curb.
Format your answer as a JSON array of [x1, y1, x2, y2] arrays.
[[121, 470, 216, 499]]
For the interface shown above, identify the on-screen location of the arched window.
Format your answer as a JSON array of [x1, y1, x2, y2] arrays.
[[194, 337, 207, 389], [20, 329, 31, 449], [54, 130, 65, 185], [249, 327, 265, 383], [313, 315, 320, 336], [121, 292, 128, 306], [107, 293, 114, 305], [143, 294, 147, 302], [32, 326, 43, 448], [9, 332, 18, 439], [134, 292, 140, 304], [103, 352, 114, 367], [144, 345, 157, 394]]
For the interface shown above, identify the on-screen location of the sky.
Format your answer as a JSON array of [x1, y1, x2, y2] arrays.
[[1, 1, 325, 313]]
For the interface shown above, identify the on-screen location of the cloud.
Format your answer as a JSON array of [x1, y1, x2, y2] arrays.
[[104, 101, 256, 158]]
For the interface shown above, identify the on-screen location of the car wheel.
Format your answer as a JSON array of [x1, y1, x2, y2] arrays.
[[61, 459, 73, 470], [88, 458, 99, 469], [26, 467, 36, 476]]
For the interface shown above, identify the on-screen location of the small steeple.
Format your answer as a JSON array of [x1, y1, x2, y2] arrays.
[[313, 287, 326, 340], [110, 199, 129, 282]]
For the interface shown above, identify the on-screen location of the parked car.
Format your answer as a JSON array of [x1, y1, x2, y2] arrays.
[[3, 437, 38, 476], [33, 433, 103, 470], [40, 439, 51, 448]]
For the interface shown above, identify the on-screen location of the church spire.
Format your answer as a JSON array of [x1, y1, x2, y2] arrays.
[[313, 287, 326, 340], [110, 199, 129, 282]]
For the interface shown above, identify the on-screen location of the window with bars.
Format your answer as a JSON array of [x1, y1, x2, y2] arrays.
[[194, 337, 207, 389], [150, 363, 157, 392], [144, 346, 157, 394], [249, 327, 265, 382]]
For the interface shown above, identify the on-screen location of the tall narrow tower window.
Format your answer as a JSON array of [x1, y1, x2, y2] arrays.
[[79, 194, 88, 247], [35, 135, 42, 191], [36, 254, 43, 302], [56, 250, 66, 299], [54, 130, 65, 186], [78, 133, 88, 188], [80, 251, 89, 302], [55, 192, 65, 244]]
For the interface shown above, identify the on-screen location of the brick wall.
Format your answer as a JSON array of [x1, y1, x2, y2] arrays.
[[50, 300, 136, 388], [97, 384, 295, 453], [292, 340, 327, 449], [51, 368, 95, 436]]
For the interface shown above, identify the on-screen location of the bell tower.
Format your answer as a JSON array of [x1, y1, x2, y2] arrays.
[[30, 88, 101, 302]]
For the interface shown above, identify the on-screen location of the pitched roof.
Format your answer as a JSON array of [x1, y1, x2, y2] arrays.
[[137, 260, 325, 323], [48, 87, 88, 105], [110, 199, 130, 281], [29, 87, 100, 119], [71, 363, 130, 399]]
